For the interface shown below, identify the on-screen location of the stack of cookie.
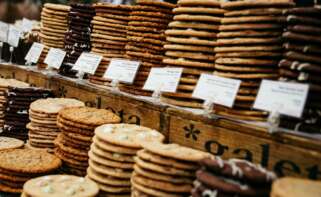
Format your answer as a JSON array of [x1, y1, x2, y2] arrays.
[[55, 107, 120, 176], [87, 124, 164, 196], [212, 0, 294, 121], [0, 149, 61, 194], [2, 87, 53, 141], [121, 0, 176, 96], [0, 79, 29, 130], [132, 142, 211, 196], [40, 3, 70, 49], [40, 3, 70, 70], [88, 3, 131, 86], [279, 7, 321, 133], [27, 98, 84, 152], [22, 175, 99, 197], [193, 157, 277, 197], [37, 45, 49, 70], [161, 0, 224, 108], [271, 177, 321, 197], [60, 4, 95, 77], [63, 3, 94, 65]]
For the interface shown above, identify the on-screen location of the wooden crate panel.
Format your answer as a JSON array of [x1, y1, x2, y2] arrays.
[[168, 115, 321, 180], [0, 64, 15, 79], [100, 95, 164, 133]]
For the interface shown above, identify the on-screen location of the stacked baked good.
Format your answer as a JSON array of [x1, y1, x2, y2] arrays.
[[0, 79, 29, 130], [27, 98, 85, 152], [132, 142, 210, 196], [60, 3, 95, 78], [0, 137, 24, 151], [271, 177, 321, 197], [88, 3, 131, 86], [279, 7, 321, 134], [193, 157, 277, 197], [37, 45, 49, 70], [121, 0, 176, 96], [22, 175, 99, 197], [2, 87, 53, 141], [40, 3, 70, 49], [87, 124, 164, 196], [213, 0, 294, 121], [54, 107, 120, 176], [0, 149, 61, 194], [39, 3, 70, 70], [161, 0, 224, 108]]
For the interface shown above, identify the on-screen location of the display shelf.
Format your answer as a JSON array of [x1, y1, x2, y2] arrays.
[[0, 63, 320, 180]]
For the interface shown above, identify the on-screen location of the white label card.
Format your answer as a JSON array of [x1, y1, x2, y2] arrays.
[[44, 48, 66, 69], [143, 67, 183, 93], [22, 18, 33, 32], [104, 59, 140, 84], [8, 25, 21, 47], [0, 22, 8, 42], [253, 80, 309, 118], [25, 42, 44, 63], [73, 52, 102, 74], [192, 74, 241, 108]]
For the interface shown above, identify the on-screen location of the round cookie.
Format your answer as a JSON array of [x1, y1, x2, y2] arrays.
[[0, 137, 24, 151], [94, 124, 164, 148], [23, 175, 99, 197]]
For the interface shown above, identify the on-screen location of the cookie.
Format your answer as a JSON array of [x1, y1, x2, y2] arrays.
[[174, 14, 221, 23], [166, 36, 217, 46], [131, 179, 182, 197], [58, 107, 121, 127], [93, 136, 138, 155], [94, 124, 164, 148], [222, 0, 294, 9], [23, 175, 99, 197], [89, 151, 133, 169], [218, 30, 281, 38], [163, 58, 214, 68], [164, 44, 214, 53], [132, 173, 192, 193], [271, 177, 321, 197], [0, 149, 61, 174], [0, 137, 24, 151], [178, 0, 220, 7], [215, 45, 282, 53], [136, 0, 176, 9], [219, 24, 282, 31], [90, 143, 134, 163], [225, 8, 284, 16], [89, 160, 132, 179], [87, 167, 131, 186], [174, 7, 225, 15]]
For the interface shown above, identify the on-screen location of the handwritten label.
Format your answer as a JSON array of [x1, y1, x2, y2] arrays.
[[192, 74, 241, 107], [8, 25, 21, 47], [22, 18, 33, 32], [73, 52, 102, 74], [104, 59, 140, 84], [254, 80, 309, 118], [0, 22, 8, 42], [143, 67, 183, 93], [44, 48, 66, 69], [25, 42, 44, 63]]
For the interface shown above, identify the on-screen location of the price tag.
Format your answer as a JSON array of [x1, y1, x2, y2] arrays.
[[22, 18, 33, 32], [143, 67, 183, 93], [25, 42, 44, 63], [8, 25, 21, 47], [254, 80, 309, 118], [73, 52, 102, 74], [0, 22, 8, 42], [44, 48, 66, 69], [192, 74, 241, 108], [104, 58, 140, 84]]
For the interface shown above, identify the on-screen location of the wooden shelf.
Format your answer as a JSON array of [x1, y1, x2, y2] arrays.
[[0, 64, 320, 180]]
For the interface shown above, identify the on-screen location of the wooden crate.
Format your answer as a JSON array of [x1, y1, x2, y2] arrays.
[[166, 108, 321, 180], [49, 76, 167, 135]]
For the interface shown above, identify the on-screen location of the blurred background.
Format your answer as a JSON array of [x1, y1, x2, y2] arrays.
[[0, 0, 319, 24]]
